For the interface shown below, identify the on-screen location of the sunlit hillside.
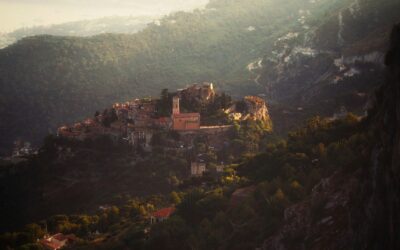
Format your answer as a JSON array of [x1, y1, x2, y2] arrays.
[[0, 0, 400, 249]]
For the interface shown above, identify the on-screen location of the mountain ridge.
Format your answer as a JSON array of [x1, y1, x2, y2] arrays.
[[0, 0, 399, 154], [0, 15, 157, 49]]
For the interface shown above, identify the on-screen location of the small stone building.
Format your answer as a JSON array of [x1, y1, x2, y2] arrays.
[[191, 161, 206, 177], [150, 207, 176, 224]]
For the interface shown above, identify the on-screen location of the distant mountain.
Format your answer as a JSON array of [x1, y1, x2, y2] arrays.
[[256, 0, 400, 133], [0, 0, 399, 154], [0, 16, 156, 49]]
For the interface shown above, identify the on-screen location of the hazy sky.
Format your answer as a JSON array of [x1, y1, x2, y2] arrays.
[[0, 0, 209, 32]]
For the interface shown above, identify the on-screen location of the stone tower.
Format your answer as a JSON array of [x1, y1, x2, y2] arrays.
[[172, 96, 180, 115]]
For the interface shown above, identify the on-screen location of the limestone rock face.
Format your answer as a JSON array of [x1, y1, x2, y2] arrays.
[[243, 96, 270, 122], [225, 95, 273, 131]]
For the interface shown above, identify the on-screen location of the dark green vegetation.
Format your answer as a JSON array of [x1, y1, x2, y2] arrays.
[[1, 0, 400, 249], [2, 0, 399, 153], [1, 44, 398, 246], [0, 113, 373, 249], [0, 135, 188, 232], [0, 87, 272, 233]]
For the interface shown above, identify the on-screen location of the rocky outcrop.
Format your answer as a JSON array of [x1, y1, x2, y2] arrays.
[[243, 96, 270, 122], [352, 23, 400, 250], [262, 172, 359, 250], [225, 96, 272, 130], [261, 24, 400, 250]]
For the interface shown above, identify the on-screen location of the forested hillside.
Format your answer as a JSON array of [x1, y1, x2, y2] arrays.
[[0, 0, 399, 154], [1, 1, 400, 248]]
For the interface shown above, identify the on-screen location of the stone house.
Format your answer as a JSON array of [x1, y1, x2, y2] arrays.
[[191, 161, 207, 177]]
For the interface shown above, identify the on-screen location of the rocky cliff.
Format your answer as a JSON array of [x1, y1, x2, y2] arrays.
[[353, 23, 400, 249], [258, 0, 400, 134], [260, 0, 399, 102], [225, 95, 272, 131], [261, 23, 400, 250], [243, 96, 271, 122]]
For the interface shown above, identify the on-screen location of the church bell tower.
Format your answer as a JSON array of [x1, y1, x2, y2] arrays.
[[172, 96, 180, 115]]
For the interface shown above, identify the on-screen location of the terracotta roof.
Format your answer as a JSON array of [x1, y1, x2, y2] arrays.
[[151, 207, 175, 218]]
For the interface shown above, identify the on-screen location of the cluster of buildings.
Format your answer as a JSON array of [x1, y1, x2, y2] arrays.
[[57, 83, 270, 179], [57, 83, 218, 151], [58, 98, 165, 150]]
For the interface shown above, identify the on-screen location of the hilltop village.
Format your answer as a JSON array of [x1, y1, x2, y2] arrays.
[[0, 83, 275, 250], [57, 82, 272, 176]]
